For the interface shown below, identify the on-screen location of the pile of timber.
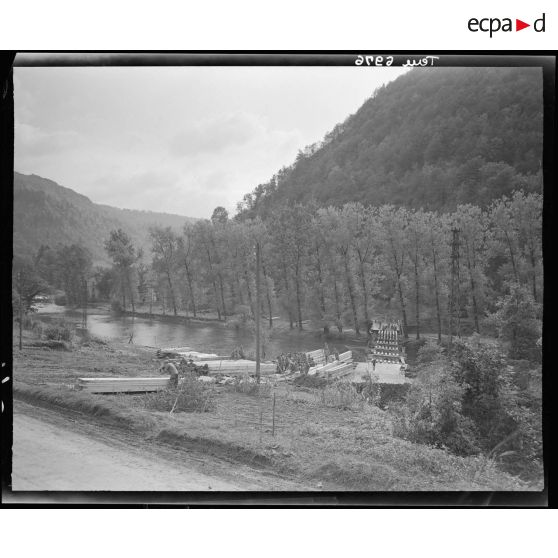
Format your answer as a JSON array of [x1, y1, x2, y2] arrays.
[[157, 347, 225, 361], [307, 350, 355, 378], [306, 348, 327, 367], [191, 359, 277, 376], [77, 377, 171, 393]]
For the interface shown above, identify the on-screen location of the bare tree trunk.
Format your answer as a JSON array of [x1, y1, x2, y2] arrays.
[[262, 262, 273, 328], [243, 267, 254, 316], [184, 262, 197, 317], [357, 252, 370, 325], [121, 273, 126, 312], [333, 277, 343, 334], [464, 241, 480, 334], [389, 241, 408, 339], [396, 273, 408, 339], [413, 258, 420, 340], [281, 261, 294, 329], [212, 279, 221, 320], [314, 246, 329, 334], [295, 259, 303, 330], [165, 270, 177, 316], [127, 268, 135, 315], [342, 251, 360, 335], [217, 273, 227, 321], [431, 244, 442, 343]]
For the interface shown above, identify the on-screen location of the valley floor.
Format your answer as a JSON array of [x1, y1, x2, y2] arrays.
[[9, 331, 537, 493]]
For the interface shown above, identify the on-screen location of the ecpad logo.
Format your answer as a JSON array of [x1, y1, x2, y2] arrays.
[[468, 13, 545, 37]]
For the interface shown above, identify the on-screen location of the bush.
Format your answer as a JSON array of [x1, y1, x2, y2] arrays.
[[360, 379, 410, 409], [142, 373, 215, 413], [318, 381, 363, 410], [230, 346, 246, 360], [44, 319, 74, 342], [233, 375, 272, 397], [276, 352, 315, 374]]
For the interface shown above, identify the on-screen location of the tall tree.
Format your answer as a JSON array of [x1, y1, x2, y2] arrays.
[[377, 206, 409, 338], [57, 244, 93, 307], [105, 229, 140, 313], [149, 227, 179, 316]]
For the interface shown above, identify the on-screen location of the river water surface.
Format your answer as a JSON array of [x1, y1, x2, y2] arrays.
[[37, 304, 359, 358]]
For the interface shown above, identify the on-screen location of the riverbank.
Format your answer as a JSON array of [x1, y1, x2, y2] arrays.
[[37, 302, 370, 360], [11, 328, 531, 491]]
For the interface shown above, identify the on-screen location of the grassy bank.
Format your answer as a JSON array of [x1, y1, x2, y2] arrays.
[[12, 328, 531, 491]]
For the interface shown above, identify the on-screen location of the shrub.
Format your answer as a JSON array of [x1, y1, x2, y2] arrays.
[[44, 319, 74, 342], [233, 375, 272, 397], [142, 373, 215, 413], [230, 346, 246, 360], [318, 381, 364, 410], [276, 352, 314, 374], [360, 378, 410, 409]]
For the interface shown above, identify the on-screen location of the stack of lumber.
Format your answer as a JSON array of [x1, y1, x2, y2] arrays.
[[306, 348, 327, 366], [192, 359, 277, 376], [77, 377, 171, 393], [177, 351, 224, 361], [158, 347, 225, 361], [308, 351, 355, 378]]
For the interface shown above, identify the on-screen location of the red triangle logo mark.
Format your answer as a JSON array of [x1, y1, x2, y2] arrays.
[[516, 19, 530, 31]]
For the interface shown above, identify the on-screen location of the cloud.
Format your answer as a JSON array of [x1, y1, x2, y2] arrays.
[[15, 122, 83, 158], [168, 112, 265, 157]]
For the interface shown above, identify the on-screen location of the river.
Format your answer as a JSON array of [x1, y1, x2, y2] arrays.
[[36, 303, 362, 358]]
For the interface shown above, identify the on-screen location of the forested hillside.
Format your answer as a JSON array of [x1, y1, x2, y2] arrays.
[[13, 172, 196, 264], [238, 67, 543, 217]]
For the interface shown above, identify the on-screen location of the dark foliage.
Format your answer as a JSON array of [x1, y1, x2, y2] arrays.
[[237, 67, 542, 218]]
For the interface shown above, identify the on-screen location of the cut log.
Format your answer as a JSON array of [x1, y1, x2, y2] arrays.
[[77, 376, 171, 393]]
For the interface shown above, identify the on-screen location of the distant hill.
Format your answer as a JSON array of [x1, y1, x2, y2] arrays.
[[13, 172, 197, 265], [238, 67, 543, 217]]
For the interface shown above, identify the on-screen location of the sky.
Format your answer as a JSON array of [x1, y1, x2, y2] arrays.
[[14, 66, 407, 219]]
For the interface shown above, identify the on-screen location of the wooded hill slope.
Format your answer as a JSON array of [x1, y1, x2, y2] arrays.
[[13, 172, 196, 265], [237, 67, 543, 217]]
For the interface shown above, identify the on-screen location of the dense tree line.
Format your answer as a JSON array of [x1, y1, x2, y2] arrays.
[[236, 67, 542, 218], [93, 191, 542, 359], [18, 189, 541, 365]]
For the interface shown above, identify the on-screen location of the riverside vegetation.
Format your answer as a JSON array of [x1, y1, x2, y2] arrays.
[[13, 313, 542, 489]]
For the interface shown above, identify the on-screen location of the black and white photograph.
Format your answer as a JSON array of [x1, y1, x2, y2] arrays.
[[4, 54, 548, 498]]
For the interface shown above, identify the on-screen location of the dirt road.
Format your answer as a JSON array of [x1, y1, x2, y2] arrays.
[[10, 401, 310, 492]]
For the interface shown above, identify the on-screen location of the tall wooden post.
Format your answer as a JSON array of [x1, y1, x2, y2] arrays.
[[18, 270, 23, 351], [82, 277, 88, 329], [255, 241, 261, 384]]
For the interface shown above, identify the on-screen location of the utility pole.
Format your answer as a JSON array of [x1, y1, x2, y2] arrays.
[[449, 228, 461, 347], [255, 241, 261, 384], [82, 277, 88, 329], [18, 270, 23, 351]]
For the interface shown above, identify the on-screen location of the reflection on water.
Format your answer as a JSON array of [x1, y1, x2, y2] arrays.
[[36, 304, 346, 358]]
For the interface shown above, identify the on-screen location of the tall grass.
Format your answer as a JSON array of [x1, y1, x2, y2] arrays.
[[233, 375, 272, 397], [317, 381, 364, 410]]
